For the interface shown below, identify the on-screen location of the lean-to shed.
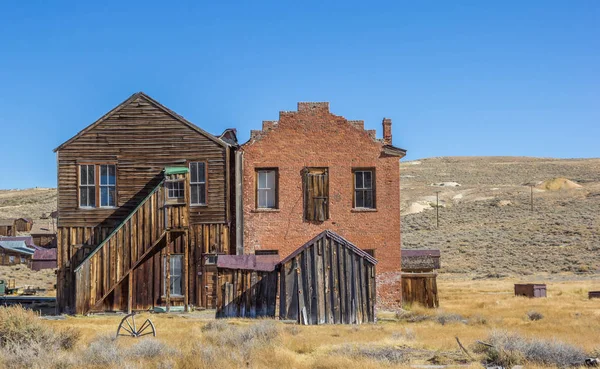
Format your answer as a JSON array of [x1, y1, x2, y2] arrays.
[[279, 230, 377, 325], [215, 255, 279, 318]]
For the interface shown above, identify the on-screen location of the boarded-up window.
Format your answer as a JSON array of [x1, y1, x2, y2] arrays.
[[303, 167, 329, 221]]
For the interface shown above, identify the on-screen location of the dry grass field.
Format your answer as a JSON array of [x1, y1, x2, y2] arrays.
[[1, 277, 599, 369], [0, 265, 56, 295], [0, 187, 56, 220]]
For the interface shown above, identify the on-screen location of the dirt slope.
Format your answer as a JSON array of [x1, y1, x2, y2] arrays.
[[401, 157, 600, 277], [0, 188, 57, 220]]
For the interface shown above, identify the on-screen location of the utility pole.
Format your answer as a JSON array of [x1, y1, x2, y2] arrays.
[[435, 191, 441, 228], [530, 185, 534, 212]]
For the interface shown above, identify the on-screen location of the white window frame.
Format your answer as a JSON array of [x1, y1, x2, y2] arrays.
[[79, 164, 96, 208], [256, 169, 277, 209], [99, 164, 117, 208], [189, 162, 207, 206], [166, 180, 185, 199], [9, 255, 15, 264], [163, 254, 183, 297]]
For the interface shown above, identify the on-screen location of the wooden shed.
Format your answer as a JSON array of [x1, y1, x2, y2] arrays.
[[279, 230, 377, 325], [15, 218, 33, 232], [215, 255, 279, 318], [0, 219, 16, 237], [514, 283, 546, 298], [31, 248, 58, 271], [401, 273, 439, 308]]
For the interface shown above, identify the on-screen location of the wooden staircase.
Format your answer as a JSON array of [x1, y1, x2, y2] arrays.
[[73, 178, 188, 314]]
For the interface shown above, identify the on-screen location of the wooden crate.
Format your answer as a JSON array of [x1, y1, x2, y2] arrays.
[[514, 283, 546, 298]]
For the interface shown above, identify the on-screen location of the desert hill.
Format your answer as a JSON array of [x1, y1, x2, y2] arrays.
[[401, 156, 600, 277]]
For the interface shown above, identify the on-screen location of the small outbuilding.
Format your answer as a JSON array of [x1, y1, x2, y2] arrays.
[[15, 218, 33, 232], [0, 219, 16, 237], [31, 248, 57, 271], [279, 230, 377, 325], [401, 249, 440, 308]]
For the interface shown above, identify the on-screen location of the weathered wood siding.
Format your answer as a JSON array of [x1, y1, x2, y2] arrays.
[[401, 273, 439, 308], [279, 232, 377, 325], [31, 234, 57, 248], [15, 219, 32, 232], [216, 268, 278, 318], [55, 93, 234, 313], [56, 94, 228, 228]]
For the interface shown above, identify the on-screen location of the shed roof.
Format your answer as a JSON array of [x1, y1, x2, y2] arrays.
[[0, 240, 35, 255], [280, 230, 378, 265], [164, 167, 189, 175], [53, 92, 229, 152], [0, 219, 15, 226], [0, 236, 37, 249], [33, 248, 57, 261], [29, 221, 55, 235], [217, 255, 279, 272]]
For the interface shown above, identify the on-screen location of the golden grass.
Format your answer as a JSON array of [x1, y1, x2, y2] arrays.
[[5, 276, 598, 368]]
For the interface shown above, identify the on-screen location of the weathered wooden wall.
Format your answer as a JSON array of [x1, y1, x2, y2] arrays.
[[0, 224, 15, 237], [0, 252, 31, 266], [401, 273, 439, 308], [55, 93, 235, 314], [15, 219, 32, 232], [279, 232, 377, 325], [216, 268, 278, 318], [31, 234, 57, 248]]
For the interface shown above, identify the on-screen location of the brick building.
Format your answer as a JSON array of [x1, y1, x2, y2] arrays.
[[239, 102, 406, 307]]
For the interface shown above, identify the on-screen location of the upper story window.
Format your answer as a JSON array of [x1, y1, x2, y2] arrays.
[[190, 162, 207, 205], [303, 167, 329, 221], [354, 169, 375, 209], [79, 164, 96, 208], [79, 164, 117, 208], [166, 180, 185, 199], [99, 164, 116, 207], [256, 169, 278, 209]]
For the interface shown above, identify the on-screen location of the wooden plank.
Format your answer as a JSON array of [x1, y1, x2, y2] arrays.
[[165, 232, 171, 312], [296, 256, 306, 325], [183, 231, 189, 312], [331, 240, 340, 324], [323, 237, 332, 323], [315, 238, 325, 324], [338, 244, 347, 324]]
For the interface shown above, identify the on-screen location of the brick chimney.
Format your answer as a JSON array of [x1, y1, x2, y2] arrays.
[[382, 118, 392, 145]]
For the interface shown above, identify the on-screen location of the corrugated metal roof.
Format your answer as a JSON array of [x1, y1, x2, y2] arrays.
[[0, 240, 35, 255], [0, 236, 37, 249], [33, 248, 57, 261]]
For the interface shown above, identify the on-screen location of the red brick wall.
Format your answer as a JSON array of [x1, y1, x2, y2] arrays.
[[241, 102, 403, 307]]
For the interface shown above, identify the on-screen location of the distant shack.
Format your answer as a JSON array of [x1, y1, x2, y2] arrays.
[[0, 240, 34, 266], [31, 248, 58, 271], [0, 219, 16, 237], [401, 249, 440, 308]]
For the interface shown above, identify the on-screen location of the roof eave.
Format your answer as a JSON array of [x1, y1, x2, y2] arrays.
[[382, 145, 407, 158]]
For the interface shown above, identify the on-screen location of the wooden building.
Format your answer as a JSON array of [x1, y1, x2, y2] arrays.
[[215, 255, 279, 318], [54, 92, 236, 314], [0, 219, 16, 237], [15, 218, 33, 232], [279, 230, 377, 325], [401, 249, 440, 308], [29, 221, 57, 248], [0, 240, 34, 266], [31, 248, 58, 271]]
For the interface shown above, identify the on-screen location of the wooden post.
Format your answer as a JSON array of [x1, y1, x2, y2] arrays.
[[127, 273, 133, 314], [165, 232, 171, 313], [183, 231, 189, 312]]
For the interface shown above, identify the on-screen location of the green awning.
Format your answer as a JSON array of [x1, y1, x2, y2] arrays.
[[164, 167, 189, 175]]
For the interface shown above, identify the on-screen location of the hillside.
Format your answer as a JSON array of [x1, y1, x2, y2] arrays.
[[401, 157, 600, 277], [0, 187, 57, 220]]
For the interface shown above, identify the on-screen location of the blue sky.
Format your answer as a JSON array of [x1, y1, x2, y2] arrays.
[[0, 1, 598, 189]]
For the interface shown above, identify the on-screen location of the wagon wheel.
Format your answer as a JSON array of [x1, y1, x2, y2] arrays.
[[116, 312, 156, 338]]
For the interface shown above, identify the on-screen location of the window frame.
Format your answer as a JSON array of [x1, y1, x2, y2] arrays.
[[163, 254, 184, 297], [166, 180, 186, 200], [78, 163, 118, 209], [9, 255, 15, 264], [353, 168, 376, 209], [255, 168, 279, 209], [99, 164, 117, 208], [189, 161, 208, 206], [78, 164, 96, 208]]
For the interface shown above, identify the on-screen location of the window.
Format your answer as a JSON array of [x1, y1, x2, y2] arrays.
[[79, 164, 96, 207], [256, 169, 277, 209], [9, 256, 15, 264], [354, 169, 375, 209], [166, 181, 185, 199], [20, 257, 25, 264], [99, 164, 116, 207], [303, 167, 329, 221], [163, 255, 183, 296], [190, 162, 207, 205]]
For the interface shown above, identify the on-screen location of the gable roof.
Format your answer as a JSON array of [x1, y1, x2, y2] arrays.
[[0, 240, 35, 256], [0, 236, 37, 248], [54, 92, 229, 152], [280, 230, 378, 265]]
